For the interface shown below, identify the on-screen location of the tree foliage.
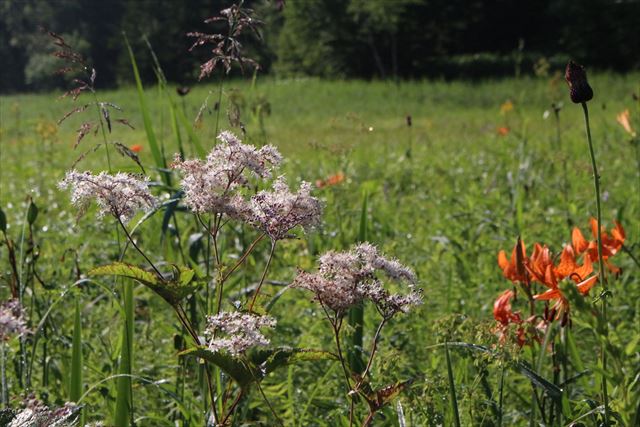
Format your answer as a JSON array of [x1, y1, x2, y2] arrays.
[[1, 0, 639, 92]]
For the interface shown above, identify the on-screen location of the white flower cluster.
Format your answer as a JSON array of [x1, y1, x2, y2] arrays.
[[0, 299, 29, 341], [291, 243, 422, 316], [9, 397, 79, 427], [173, 132, 322, 240], [204, 311, 276, 356], [58, 170, 156, 223]]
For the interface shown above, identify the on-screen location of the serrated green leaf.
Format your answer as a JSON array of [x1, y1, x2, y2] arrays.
[[89, 262, 198, 305], [179, 347, 254, 388], [89, 262, 159, 286], [249, 347, 337, 376], [180, 346, 336, 389]]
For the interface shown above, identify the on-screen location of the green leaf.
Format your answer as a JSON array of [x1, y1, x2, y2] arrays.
[[90, 262, 159, 286], [444, 342, 563, 400], [70, 296, 84, 425], [180, 346, 336, 389], [248, 347, 337, 376], [180, 347, 255, 388], [515, 361, 562, 400], [89, 262, 199, 305], [124, 33, 170, 186]]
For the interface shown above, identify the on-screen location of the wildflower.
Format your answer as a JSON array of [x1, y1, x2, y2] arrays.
[[572, 218, 625, 274], [291, 243, 421, 317], [0, 299, 29, 341], [493, 290, 525, 346], [244, 176, 322, 240], [316, 172, 345, 189], [565, 60, 593, 103], [497, 238, 528, 283], [529, 244, 597, 325], [204, 312, 275, 356], [493, 290, 521, 326], [130, 144, 143, 153], [616, 109, 636, 137], [173, 131, 281, 215], [500, 100, 514, 115], [497, 126, 510, 136], [58, 170, 156, 223], [8, 395, 80, 427]]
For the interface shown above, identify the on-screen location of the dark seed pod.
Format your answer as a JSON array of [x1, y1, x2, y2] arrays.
[[565, 60, 593, 103]]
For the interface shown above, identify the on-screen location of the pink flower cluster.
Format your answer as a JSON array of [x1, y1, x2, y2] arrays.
[[59, 170, 156, 223], [8, 395, 80, 427], [204, 311, 276, 356], [243, 176, 322, 240], [0, 299, 29, 341], [291, 243, 422, 316], [174, 132, 322, 240], [172, 131, 281, 215]]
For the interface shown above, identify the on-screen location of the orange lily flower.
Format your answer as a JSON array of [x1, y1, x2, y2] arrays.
[[494, 290, 521, 326], [525, 243, 553, 285], [497, 238, 528, 283], [533, 274, 598, 325], [493, 290, 540, 346], [316, 172, 345, 189], [572, 218, 625, 274], [617, 109, 636, 137], [497, 126, 510, 136]]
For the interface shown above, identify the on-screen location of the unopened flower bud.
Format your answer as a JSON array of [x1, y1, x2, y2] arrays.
[[565, 60, 593, 103]]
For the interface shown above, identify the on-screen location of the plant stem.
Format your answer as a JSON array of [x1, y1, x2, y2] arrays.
[[355, 317, 387, 390], [116, 217, 164, 279], [581, 102, 610, 426], [248, 240, 276, 311]]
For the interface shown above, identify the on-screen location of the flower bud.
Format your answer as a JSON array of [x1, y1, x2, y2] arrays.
[[565, 60, 593, 103]]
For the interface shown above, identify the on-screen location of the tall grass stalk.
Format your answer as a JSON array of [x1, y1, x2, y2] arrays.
[[70, 295, 83, 423], [580, 102, 610, 426], [444, 342, 461, 427], [347, 191, 368, 374]]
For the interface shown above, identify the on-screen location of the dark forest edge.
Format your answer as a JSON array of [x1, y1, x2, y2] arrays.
[[2, 0, 640, 93]]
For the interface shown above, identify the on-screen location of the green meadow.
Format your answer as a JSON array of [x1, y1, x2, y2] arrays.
[[1, 74, 639, 426]]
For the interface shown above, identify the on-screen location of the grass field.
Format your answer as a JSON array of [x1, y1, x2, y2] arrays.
[[0, 73, 639, 426]]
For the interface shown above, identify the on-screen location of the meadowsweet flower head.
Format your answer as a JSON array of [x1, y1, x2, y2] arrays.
[[204, 312, 276, 356], [58, 170, 156, 223], [244, 176, 322, 240], [172, 131, 281, 215], [291, 243, 421, 316], [0, 299, 29, 341], [8, 396, 80, 427]]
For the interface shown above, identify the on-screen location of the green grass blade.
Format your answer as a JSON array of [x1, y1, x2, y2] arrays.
[[445, 342, 461, 427], [70, 295, 83, 401], [123, 33, 170, 186], [70, 295, 84, 424], [114, 281, 134, 426], [347, 191, 368, 373]]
